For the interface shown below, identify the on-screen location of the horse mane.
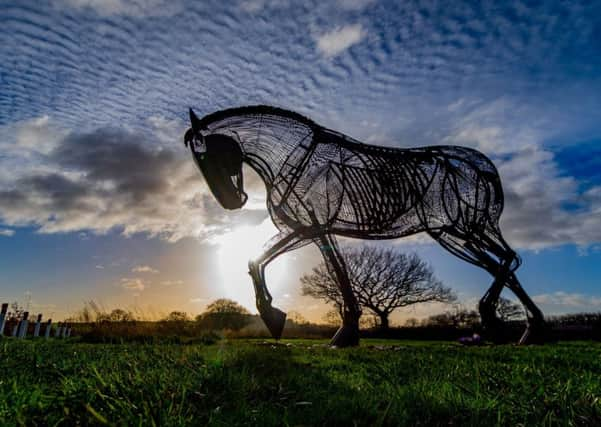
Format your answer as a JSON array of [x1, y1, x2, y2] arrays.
[[196, 105, 319, 131]]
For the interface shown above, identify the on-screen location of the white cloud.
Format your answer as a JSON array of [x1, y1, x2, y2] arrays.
[[316, 24, 366, 57], [239, 0, 265, 12], [146, 116, 186, 147], [0, 121, 267, 242], [120, 277, 145, 291], [238, 0, 289, 12], [132, 265, 159, 274], [443, 98, 544, 154], [0, 229, 15, 237], [533, 292, 601, 310], [55, 0, 182, 17], [337, 0, 376, 10], [16, 115, 69, 154], [161, 280, 184, 286], [95, 265, 104, 269], [0, 115, 68, 156], [437, 97, 601, 251], [3, 102, 601, 253], [495, 147, 600, 250]]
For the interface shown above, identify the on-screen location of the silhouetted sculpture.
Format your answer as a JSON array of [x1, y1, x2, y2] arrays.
[[184, 105, 547, 346]]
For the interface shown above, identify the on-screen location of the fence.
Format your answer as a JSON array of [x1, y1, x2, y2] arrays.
[[0, 303, 72, 339]]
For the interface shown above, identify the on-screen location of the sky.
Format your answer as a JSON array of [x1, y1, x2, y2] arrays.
[[0, 0, 600, 323]]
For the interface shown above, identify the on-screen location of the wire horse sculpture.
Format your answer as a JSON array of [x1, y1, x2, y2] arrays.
[[184, 105, 547, 346]]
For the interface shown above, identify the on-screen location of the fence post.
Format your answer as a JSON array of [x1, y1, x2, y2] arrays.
[[18, 311, 29, 338], [61, 323, 68, 338], [67, 326, 72, 337], [44, 319, 52, 339], [34, 314, 42, 337], [12, 323, 18, 336], [55, 322, 62, 338], [0, 303, 7, 336]]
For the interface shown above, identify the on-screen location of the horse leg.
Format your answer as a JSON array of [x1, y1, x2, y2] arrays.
[[248, 260, 287, 339], [249, 230, 313, 339], [505, 273, 548, 344], [315, 234, 361, 347], [477, 256, 516, 343], [477, 229, 549, 344], [429, 230, 512, 343]]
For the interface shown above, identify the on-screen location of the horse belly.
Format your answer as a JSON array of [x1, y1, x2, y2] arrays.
[[328, 165, 417, 232]]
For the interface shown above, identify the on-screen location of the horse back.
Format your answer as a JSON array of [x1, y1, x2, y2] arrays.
[[270, 129, 503, 236]]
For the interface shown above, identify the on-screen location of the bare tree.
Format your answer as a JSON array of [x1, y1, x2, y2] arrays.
[[8, 301, 25, 321], [108, 308, 135, 322], [404, 318, 419, 327], [496, 297, 525, 322], [163, 311, 190, 322], [301, 245, 456, 331], [286, 310, 308, 325], [322, 309, 341, 327], [423, 307, 480, 328]]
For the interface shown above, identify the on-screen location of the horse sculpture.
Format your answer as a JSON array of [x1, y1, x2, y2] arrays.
[[184, 105, 547, 346]]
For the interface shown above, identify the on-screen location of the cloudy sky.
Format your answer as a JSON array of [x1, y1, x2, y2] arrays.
[[0, 0, 600, 322]]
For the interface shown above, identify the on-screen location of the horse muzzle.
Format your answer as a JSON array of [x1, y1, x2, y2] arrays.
[[193, 152, 247, 210]]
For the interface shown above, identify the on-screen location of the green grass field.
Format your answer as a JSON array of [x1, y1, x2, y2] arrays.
[[1, 339, 600, 426]]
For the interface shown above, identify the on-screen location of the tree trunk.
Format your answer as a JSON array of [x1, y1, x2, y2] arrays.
[[378, 312, 390, 332]]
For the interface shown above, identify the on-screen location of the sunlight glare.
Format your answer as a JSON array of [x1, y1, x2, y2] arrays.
[[211, 219, 288, 311]]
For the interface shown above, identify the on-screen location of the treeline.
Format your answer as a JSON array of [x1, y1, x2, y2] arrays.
[[65, 297, 601, 342], [545, 312, 601, 341], [68, 299, 337, 343], [378, 309, 601, 342]]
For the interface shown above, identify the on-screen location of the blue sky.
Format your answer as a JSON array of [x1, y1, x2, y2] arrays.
[[0, 0, 600, 321]]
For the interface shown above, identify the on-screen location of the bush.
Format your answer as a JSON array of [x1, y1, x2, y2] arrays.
[[195, 299, 252, 332]]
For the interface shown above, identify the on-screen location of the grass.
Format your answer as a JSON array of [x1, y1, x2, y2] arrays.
[[0, 339, 600, 426]]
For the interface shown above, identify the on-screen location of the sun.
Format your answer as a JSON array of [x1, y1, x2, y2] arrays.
[[212, 220, 288, 311]]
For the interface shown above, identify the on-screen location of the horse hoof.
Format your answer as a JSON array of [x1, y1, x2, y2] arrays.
[[330, 325, 360, 347], [261, 306, 287, 340]]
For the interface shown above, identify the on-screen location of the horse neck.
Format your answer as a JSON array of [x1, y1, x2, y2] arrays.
[[241, 138, 298, 189]]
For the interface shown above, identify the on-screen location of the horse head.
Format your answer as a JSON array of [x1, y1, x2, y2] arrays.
[[185, 108, 248, 210]]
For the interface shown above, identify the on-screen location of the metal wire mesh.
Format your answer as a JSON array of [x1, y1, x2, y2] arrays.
[[187, 105, 547, 344]]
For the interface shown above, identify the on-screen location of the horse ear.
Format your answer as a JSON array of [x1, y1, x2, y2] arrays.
[[189, 108, 201, 132]]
